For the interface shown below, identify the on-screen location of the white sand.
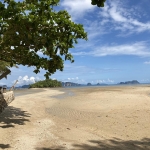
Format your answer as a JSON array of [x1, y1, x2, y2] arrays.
[[0, 86, 150, 149]]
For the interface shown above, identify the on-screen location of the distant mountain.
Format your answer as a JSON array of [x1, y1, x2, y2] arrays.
[[14, 85, 30, 88], [21, 85, 30, 88], [87, 83, 92, 86], [97, 83, 107, 86], [119, 80, 140, 84], [62, 82, 81, 87]]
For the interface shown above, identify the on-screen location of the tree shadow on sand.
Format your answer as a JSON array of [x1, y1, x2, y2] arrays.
[[36, 147, 66, 150], [0, 106, 31, 128], [73, 138, 150, 150], [0, 144, 11, 149], [35, 138, 150, 150]]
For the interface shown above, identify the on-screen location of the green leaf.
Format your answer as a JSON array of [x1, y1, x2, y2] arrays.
[[10, 62, 13, 67], [91, 0, 97, 5]]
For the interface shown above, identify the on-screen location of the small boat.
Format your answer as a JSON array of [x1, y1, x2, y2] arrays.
[[0, 80, 18, 114]]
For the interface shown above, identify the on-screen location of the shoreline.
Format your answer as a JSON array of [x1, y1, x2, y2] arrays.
[[13, 83, 150, 96]]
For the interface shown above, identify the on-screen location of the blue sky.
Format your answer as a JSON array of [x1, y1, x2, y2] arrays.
[[1, 0, 150, 86]]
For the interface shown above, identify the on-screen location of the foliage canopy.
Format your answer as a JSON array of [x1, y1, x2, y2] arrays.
[[0, 0, 87, 79], [0, 0, 105, 80], [91, 0, 106, 7], [0, 60, 18, 80], [0, 61, 11, 80]]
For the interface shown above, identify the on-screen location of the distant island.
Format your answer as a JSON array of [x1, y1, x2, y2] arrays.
[[14, 80, 141, 89], [29, 81, 82, 88], [97, 83, 108, 86], [62, 82, 81, 87], [21, 85, 30, 88], [14, 81, 111, 89], [118, 80, 140, 85], [29, 79, 62, 88], [87, 83, 92, 86]]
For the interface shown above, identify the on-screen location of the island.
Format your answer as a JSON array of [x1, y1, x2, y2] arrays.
[[97, 83, 108, 86], [118, 80, 140, 85], [61, 82, 81, 87], [87, 83, 92, 86], [29, 79, 62, 88]]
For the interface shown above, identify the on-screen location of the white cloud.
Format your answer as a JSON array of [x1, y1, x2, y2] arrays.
[[107, 78, 114, 83], [14, 75, 41, 86], [144, 61, 150, 64], [72, 41, 150, 57], [60, 0, 150, 58], [0, 82, 6, 86], [96, 78, 114, 84], [61, 0, 95, 19], [93, 42, 150, 57], [62, 76, 87, 84], [60, 0, 150, 59], [62, 64, 120, 76], [65, 76, 79, 82], [109, 2, 127, 22], [84, 20, 107, 40], [141, 79, 150, 83], [99, 0, 150, 34], [11, 63, 116, 85]]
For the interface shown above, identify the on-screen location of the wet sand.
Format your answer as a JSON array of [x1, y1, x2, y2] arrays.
[[1, 85, 150, 149]]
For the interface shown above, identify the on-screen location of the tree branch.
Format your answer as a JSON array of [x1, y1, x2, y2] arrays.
[[0, 69, 11, 80]]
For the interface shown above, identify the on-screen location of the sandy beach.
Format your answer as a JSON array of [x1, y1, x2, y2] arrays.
[[1, 85, 150, 149]]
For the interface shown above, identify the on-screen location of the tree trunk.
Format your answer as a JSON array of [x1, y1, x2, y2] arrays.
[[0, 69, 11, 80]]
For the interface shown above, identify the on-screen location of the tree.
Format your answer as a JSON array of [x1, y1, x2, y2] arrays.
[[91, 0, 106, 7], [0, 0, 105, 81], [0, 60, 18, 80], [0, 0, 87, 79], [0, 61, 11, 80]]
